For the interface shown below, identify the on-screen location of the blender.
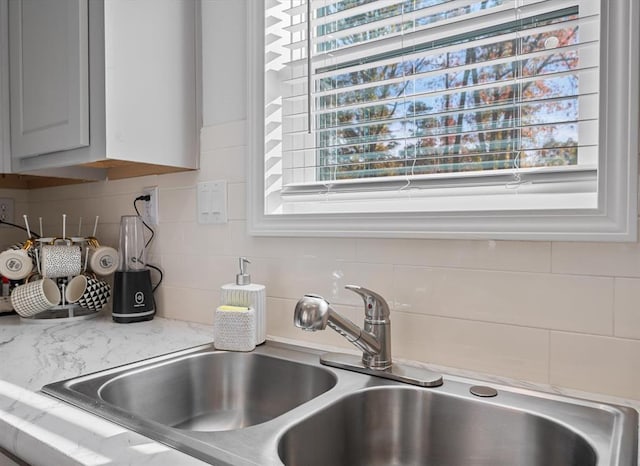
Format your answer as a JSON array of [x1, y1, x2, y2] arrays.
[[112, 215, 155, 323]]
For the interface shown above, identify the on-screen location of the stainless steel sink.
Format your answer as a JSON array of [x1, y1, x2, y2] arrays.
[[42, 342, 638, 466], [97, 351, 336, 431], [278, 385, 605, 466]]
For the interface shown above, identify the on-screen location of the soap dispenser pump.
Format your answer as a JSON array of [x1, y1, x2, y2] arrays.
[[220, 257, 266, 345], [236, 257, 251, 285]]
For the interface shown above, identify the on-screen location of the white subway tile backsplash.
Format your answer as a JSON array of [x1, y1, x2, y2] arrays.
[[393, 266, 614, 335], [550, 332, 640, 399], [30, 199, 95, 227], [162, 253, 237, 291], [156, 285, 218, 325], [552, 234, 640, 277], [0, 232, 26, 248], [159, 187, 197, 223], [613, 278, 640, 339], [94, 223, 120, 249], [227, 183, 246, 221], [155, 221, 234, 256], [228, 221, 357, 261], [95, 195, 140, 224], [250, 257, 394, 306], [28, 184, 90, 203], [391, 312, 550, 383], [357, 238, 551, 273], [154, 222, 194, 255], [29, 186, 156, 241]]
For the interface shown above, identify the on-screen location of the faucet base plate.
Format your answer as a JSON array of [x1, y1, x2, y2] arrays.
[[320, 352, 444, 387]]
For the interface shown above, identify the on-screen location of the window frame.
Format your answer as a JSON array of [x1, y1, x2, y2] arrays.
[[247, 0, 638, 241]]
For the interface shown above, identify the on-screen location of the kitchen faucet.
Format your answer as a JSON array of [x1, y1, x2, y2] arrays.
[[294, 285, 443, 387]]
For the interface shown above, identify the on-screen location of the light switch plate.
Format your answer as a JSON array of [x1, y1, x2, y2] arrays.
[[197, 181, 227, 224]]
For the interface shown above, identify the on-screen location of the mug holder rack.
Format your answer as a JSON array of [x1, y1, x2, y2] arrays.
[[21, 237, 103, 324]]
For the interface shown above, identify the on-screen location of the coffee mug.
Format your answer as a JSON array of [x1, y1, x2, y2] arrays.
[[66, 274, 111, 311], [85, 238, 118, 276], [11, 277, 61, 317], [0, 239, 36, 280], [0, 250, 33, 280], [41, 240, 82, 278]]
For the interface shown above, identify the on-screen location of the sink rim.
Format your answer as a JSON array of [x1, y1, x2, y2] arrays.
[[42, 341, 639, 466]]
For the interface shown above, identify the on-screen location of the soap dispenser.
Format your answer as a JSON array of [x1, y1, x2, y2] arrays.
[[220, 257, 266, 345]]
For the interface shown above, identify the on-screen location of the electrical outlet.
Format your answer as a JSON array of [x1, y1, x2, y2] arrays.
[[141, 186, 159, 225], [0, 198, 14, 226]]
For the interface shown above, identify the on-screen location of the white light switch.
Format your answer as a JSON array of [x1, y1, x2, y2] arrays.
[[197, 181, 227, 224]]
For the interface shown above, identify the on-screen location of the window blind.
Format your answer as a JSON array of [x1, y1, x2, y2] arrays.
[[264, 0, 600, 213]]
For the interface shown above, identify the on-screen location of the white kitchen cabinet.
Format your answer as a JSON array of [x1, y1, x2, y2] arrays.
[[5, 0, 200, 182], [9, 0, 89, 159], [0, 0, 10, 174]]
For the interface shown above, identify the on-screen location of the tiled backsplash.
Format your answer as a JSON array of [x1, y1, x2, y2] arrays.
[[9, 119, 638, 402]]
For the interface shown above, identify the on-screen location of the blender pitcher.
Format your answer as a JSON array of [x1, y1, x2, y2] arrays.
[[112, 215, 155, 323]]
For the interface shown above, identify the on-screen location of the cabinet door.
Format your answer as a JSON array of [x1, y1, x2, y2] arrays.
[[9, 0, 89, 158], [0, 0, 10, 172]]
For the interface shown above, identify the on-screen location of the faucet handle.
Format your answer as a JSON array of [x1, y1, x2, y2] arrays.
[[344, 285, 390, 319]]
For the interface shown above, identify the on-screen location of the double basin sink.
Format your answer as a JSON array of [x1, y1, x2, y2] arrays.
[[42, 342, 638, 465]]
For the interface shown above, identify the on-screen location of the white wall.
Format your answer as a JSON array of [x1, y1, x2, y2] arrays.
[[24, 0, 640, 401]]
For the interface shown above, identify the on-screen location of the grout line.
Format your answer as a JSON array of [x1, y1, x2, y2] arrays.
[[549, 328, 640, 343], [612, 277, 617, 337], [547, 329, 552, 385], [394, 262, 620, 282]]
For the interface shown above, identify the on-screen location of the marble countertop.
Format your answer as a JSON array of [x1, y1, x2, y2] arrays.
[[0, 312, 638, 465], [0, 313, 214, 391], [0, 312, 215, 466]]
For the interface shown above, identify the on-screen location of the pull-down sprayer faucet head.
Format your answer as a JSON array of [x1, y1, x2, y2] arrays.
[[294, 292, 382, 358], [294, 294, 330, 331]]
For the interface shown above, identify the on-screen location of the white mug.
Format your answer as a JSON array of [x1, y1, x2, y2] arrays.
[[0, 239, 35, 280], [87, 246, 118, 276], [66, 274, 111, 311], [11, 277, 60, 317], [85, 237, 118, 276], [41, 241, 82, 278], [0, 249, 33, 280]]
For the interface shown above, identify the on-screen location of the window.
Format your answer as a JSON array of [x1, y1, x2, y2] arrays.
[[247, 0, 638, 240]]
